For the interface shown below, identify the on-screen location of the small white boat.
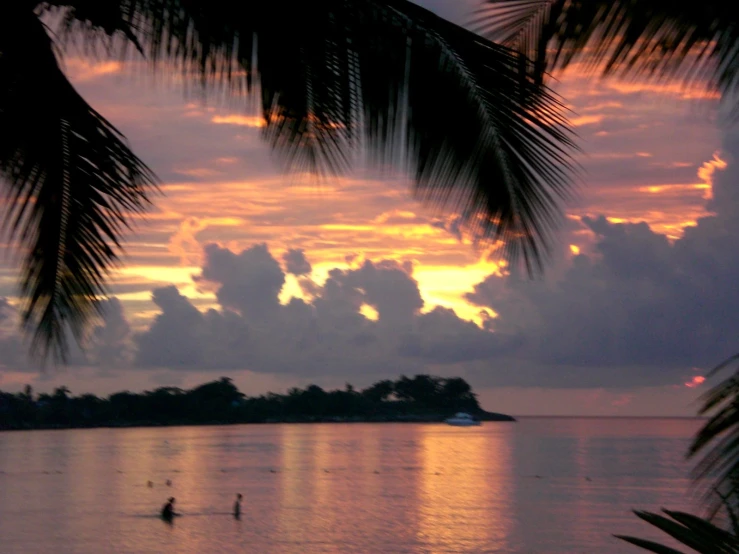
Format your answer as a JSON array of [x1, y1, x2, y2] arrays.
[[444, 412, 481, 426]]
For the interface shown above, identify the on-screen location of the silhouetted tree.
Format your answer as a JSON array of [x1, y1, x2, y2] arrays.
[[22, 384, 33, 403], [362, 380, 394, 403], [0, 374, 511, 430]]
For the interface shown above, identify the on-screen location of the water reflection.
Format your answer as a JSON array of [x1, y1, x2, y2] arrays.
[[0, 420, 700, 554], [417, 426, 512, 552], [277, 425, 316, 547]]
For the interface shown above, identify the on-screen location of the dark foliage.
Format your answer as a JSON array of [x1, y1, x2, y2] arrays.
[[612, 355, 739, 552], [614, 508, 739, 554], [0, 374, 510, 430], [476, 0, 739, 106], [688, 355, 739, 521], [0, 1, 577, 362]]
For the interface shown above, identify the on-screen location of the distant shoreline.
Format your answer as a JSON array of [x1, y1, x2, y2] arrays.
[[0, 411, 516, 432], [512, 415, 707, 420], [0, 375, 513, 433]]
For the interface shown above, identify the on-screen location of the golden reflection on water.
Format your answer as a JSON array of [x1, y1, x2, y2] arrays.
[[416, 427, 512, 552], [311, 425, 333, 510], [277, 425, 315, 545], [0, 420, 702, 553]]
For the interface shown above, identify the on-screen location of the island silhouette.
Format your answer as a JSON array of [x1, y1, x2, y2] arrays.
[[0, 375, 514, 430]]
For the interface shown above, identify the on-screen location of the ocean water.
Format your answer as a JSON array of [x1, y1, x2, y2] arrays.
[[0, 418, 704, 553]]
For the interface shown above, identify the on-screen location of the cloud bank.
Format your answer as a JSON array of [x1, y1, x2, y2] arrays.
[[3, 129, 737, 394]]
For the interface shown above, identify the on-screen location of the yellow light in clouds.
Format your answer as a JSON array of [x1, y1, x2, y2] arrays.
[[320, 224, 374, 231], [304, 258, 501, 328], [641, 184, 709, 194], [116, 265, 200, 286], [569, 245, 580, 255], [211, 114, 266, 128], [697, 152, 727, 200], [413, 260, 503, 324], [360, 304, 379, 321]]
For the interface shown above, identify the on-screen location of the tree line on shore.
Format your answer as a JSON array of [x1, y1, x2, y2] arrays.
[[0, 374, 511, 430]]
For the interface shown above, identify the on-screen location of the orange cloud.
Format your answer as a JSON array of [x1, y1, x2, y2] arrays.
[[697, 152, 727, 200], [685, 375, 705, 388], [604, 81, 720, 101], [174, 168, 223, 178], [639, 184, 708, 194], [65, 59, 122, 82], [570, 114, 604, 127], [211, 114, 266, 128]]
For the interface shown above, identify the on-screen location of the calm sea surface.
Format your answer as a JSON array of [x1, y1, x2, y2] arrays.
[[0, 418, 704, 553]]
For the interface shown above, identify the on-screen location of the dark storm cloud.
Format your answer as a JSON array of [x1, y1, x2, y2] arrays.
[[282, 248, 312, 276], [195, 243, 285, 319], [0, 297, 133, 373], [133, 244, 511, 376], [466, 128, 739, 386]]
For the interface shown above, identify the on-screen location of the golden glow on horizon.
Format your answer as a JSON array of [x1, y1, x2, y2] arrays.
[[569, 244, 581, 255]]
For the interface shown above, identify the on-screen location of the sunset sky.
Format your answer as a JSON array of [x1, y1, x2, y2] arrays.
[[0, 1, 735, 416]]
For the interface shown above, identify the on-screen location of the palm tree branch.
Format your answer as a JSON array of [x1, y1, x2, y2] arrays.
[[475, 0, 739, 101], [613, 534, 686, 554], [686, 354, 739, 518], [44, 0, 578, 273], [615, 508, 739, 553], [0, 6, 157, 361]]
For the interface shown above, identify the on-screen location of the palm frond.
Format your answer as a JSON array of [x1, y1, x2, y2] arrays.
[[475, 0, 739, 101], [0, 7, 156, 362], [615, 509, 739, 553], [46, 0, 578, 273], [688, 354, 739, 518]]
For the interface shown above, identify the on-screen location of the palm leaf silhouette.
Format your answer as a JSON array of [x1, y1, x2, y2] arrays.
[[475, 0, 739, 101], [3, 1, 577, 359], [1, 5, 156, 361], [689, 354, 739, 519], [614, 508, 739, 553], [608, 356, 739, 552]]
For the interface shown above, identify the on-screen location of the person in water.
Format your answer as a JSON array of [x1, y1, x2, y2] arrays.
[[161, 497, 177, 520], [233, 493, 243, 518]]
